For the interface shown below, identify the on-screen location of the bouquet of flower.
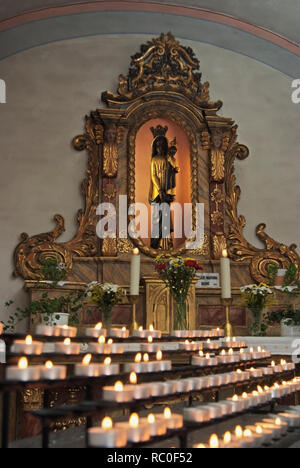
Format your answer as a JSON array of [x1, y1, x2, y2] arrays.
[[240, 283, 275, 335], [85, 282, 125, 331], [155, 255, 202, 330]]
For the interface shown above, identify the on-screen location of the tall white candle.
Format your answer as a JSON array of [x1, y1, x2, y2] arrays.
[[130, 248, 140, 295], [220, 249, 231, 298]]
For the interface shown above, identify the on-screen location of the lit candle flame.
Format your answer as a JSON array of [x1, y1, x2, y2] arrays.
[[256, 426, 262, 434], [244, 429, 252, 438], [199, 350, 204, 356], [149, 324, 154, 331], [129, 372, 137, 385], [129, 413, 139, 428], [64, 338, 71, 345], [242, 392, 248, 399], [101, 417, 113, 430], [25, 335, 32, 345], [205, 353, 210, 359], [98, 336, 105, 344], [148, 414, 155, 424], [228, 348, 233, 355], [275, 417, 281, 426], [95, 322, 102, 330], [82, 354, 92, 366], [235, 425, 243, 439], [164, 407, 172, 419], [45, 361, 53, 369], [132, 248, 139, 255], [138, 326, 143, 331], [222, 249, 228, 258], [209, 434, 219, 448], [107, 339, 113, 345], [18, 357, 28, 369], [257, 385, 263, 394], [148, 336, 153, 343], [135, 353, 142, 363], [104, 357, 111, 365], [223, 431, 231, 445], [271, 361, 275, 367], [280, 359, 286, 365], [114, 381, 123, 391], [207, 339, 210, 343], [143, 353, 149, 362], [122, 327, 126, 331], [156, 350, 162, 361], [195, 444, 207, 448], [232, 395, 238, 401], [221, 349, 225, 355]]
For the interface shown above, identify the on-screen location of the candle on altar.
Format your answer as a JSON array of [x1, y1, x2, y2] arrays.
[[54, 324, 77, 338], [130, 248, 140, 296], [158, 407, 183, 429], [11, 334, 43, 355], [154, 349, 172, 371], [55, 337, 80, 355], [85, 322, 107, 338], [220, 249, 231, 298], [141, 413, 167, 437], [89, 335, 112, 354], [6, 357, 40, 381], [116, 413, 150, 443], [88, 417, 128, 448], [129, 372, 151, 399], [103, 380, 134, 402], [40, 360, 67, 380], [74, 353, 108, 377]]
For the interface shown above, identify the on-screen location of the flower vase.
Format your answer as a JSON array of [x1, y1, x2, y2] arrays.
[[248, 307, 266, 336], [173, 299, 187, 331], [101, 305, 113, 334]]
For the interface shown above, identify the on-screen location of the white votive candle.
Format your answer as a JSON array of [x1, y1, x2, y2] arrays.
[[11, 335, 43, 355], [40, 360, 67, 380], [54, 324, 77, 337], [6, 357, 40, 381], [85, 322, 107, 338], [74, 353, 108, 377], [103, 380, 134, 402], [140, 414, 167, 437], [88, 417, 127, 448], [158, 407, 183, 429], [55, 338, 80, 354], [88, 336, 112, 354], [129, 372, 151, 399], [35, 324, 56, 336], [116, 413, 150, 443], [109, 327, 129, 339]]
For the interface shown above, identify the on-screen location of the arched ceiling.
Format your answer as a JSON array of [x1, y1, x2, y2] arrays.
[[0, 0, 299, 45]]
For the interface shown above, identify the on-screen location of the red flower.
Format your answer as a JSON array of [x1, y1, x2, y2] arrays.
[[184, 260, 203, 270], [155, 263, 167, 270]]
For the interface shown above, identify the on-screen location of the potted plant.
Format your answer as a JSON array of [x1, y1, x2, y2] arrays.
[[3, 290, 84, 332], [266, 262, 300, 336], [154, 255, 202, 330], [266, 305, 300, 336], [39, 258, 68, 287]]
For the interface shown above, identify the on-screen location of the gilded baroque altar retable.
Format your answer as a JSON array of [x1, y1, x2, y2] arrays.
[[12, 32, 300, 330]]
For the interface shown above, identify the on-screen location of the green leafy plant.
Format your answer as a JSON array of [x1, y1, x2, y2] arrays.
[[266, 262, 300, 289], [266, 305, 300, 327], [3, 290, 84, 332], [39, 258, 67, 286]]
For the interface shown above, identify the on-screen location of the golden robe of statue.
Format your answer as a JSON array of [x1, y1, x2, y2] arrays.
[[148, 135, 179, 249]]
